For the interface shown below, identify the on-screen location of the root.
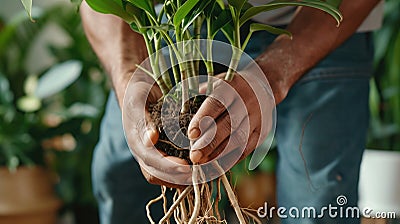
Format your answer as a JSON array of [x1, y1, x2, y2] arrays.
[[158, 139, 188, 150], [214, 162, 246, 224], [159, 186, 193, 224], [242, 209, 262, 224], [214, 178, 222, 220], [146, 187, 165, 224], [161, 186, 169, 224], [188, 165, 201, 224], [148, 162, 255, 224]]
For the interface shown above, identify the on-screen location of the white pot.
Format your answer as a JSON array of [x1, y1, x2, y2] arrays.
[[358, 149, 400, 216]]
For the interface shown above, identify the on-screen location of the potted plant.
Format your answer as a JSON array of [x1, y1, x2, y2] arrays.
[[59, 0, 342, 223]]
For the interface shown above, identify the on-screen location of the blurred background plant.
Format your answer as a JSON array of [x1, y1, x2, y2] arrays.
[[0, 1, 109, 223], [368, 0, 400, 151]]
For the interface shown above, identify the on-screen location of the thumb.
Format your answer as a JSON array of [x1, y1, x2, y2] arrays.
[[144, 125, 159, 147], [142, 110, 159, 147]]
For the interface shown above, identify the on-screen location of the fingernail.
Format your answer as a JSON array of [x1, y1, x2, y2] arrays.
[[190, 150, 203, 163], [188, 128, 201, 140]]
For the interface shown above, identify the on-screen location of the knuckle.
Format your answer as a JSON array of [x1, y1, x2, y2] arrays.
[[220, 116, 232, 134], [207, 96, 224, 110], [233, 129, 248, 146], [229, 114, 242, 130], [203, 137, 218, 153]]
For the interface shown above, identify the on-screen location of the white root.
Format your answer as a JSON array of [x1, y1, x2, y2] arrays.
[[146, 187, 165, 224], [242, 209, 262, 224], [161, 186, 169, 224], [149, 162, 249, 224], [214, 178, 222, 220], [188, 165, 202, 224], [179, 189, 188, 223], [214, 162, 246, 224], [159, 186, 193, 224]]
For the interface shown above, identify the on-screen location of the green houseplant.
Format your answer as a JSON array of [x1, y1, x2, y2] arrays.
[[1, 3, 108, 223], [73, 0, 342, 223]]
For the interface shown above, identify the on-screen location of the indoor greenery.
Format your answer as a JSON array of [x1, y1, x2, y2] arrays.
[[0, 3, 108, 223], [368, 0, 400, 151]]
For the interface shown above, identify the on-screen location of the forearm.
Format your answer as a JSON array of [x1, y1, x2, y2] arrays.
[[80, 1, 148, 105], [256, 0, 381, 104]]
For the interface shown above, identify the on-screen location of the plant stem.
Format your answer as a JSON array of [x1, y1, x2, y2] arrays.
[[143, 34, 170, 95], [225, 9, 243, 81], [176, 27, 190, 113], [168, 45, 180, 85], [225, 48, 241, 81], [178, 61, 190, 113], [206, 21, 215, 95], [155, 38, 173, 90]]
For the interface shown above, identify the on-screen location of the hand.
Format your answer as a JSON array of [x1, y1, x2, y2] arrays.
[[122, 71, 191, 188], [188, 64, 275, 167]]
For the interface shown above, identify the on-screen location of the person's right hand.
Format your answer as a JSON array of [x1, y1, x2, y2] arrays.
[[188, 64, 275, 168], [121, 71, 192, 188]]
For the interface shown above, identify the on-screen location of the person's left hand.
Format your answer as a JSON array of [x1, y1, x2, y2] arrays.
[[122, 71, 192, 188]]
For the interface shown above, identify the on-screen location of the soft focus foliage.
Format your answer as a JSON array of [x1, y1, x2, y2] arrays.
[[0, 3, 109, 220], [368, 0, 400, 151]]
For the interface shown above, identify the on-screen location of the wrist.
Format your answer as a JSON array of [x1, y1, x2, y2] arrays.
[[111, 68, 136, 107], [255, 35, 309, 104], [112, 68, 158, 107]]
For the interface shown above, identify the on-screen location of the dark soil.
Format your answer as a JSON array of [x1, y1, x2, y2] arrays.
[[149, 95, 207, 164]]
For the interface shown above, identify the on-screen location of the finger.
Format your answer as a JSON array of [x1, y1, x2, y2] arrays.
[[143, 113, 159, 147], [136, 140, 192, 174], [188, 79, 236, 140], [198, 112, 252, 164], [199, 81, 207, 94], [139, 157, 191, 185], [140, 165, 186, 189], [190, 100, 248, 163]]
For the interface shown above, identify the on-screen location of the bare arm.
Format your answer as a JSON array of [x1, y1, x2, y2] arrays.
[[80, 1, 148, 106], [258, 0, 381, 103]]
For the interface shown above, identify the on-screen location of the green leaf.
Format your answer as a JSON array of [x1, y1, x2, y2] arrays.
[[130, 22, 140, 33], [86, 0, 135, 23], [326, 0, 342, 8], [211, 9, 232, 37], [221, 22, 235, 43], [240, 0, 342, 26], [20, 0, 34, 21], [35, 60, 83, 99], [173, 0, 201, 27], [125, 0, 156, 19], [204, 1, 220, 18], [227, 0, 248, 12], [182, 0, 212, 33], [250, 23, 292, 37]]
